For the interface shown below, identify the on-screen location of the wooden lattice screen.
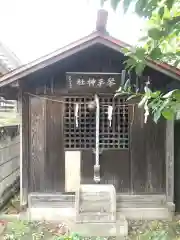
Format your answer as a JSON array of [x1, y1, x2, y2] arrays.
[[64, 96, 129, 150]]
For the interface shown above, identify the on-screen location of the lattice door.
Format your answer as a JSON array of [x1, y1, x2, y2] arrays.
[[64, 96, 129, 150]]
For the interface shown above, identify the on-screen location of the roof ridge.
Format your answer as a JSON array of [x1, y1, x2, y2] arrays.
[[0, 32, 179, 88]]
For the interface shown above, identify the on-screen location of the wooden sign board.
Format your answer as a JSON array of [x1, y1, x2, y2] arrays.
[[75, 184, 116, 223], [66, 72, 120, 93]]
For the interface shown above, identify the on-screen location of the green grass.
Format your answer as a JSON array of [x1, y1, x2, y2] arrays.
[[1, 219, 180, 239]]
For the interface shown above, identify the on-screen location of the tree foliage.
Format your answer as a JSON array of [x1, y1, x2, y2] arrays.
[[101, 0, 180, 122], [115, 80, 180, 123], [101, 0, 180, 74]]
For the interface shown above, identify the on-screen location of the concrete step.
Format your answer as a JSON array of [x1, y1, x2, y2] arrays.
[[72, 220, 128, 238], [117, 206, 172, 220], [21, 209, 128, 238], [116, 194, 166, 203], [28, 193, 167, 208]]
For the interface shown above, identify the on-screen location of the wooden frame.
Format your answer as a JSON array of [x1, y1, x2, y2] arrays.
[[166, 120, 174, 204], [20, 91, 29, 206]]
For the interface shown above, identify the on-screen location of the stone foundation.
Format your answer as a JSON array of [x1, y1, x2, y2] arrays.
[[25, 191, 174, 238]]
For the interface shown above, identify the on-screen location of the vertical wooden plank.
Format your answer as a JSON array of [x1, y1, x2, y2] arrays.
[[130, 103, 147, 193], [45, 98, 65, 192], [81, 150, 130, 192], [166, 120, 174, 203], [144, 118, 166, 193], [20, 91, 29, 206], [29, 96, 46, 192], [81, 150, 95, 185], [100, 150, 130, 192]]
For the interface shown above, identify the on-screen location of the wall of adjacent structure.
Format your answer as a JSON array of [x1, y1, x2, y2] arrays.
[[0, 126, 20, 207], [174, 121, 180, 212]]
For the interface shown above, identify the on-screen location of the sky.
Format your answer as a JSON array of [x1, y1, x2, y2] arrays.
[[0, 0, 145, 64]]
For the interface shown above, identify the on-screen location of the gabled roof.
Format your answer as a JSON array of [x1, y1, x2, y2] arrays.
[[0, 31, 179, 88]]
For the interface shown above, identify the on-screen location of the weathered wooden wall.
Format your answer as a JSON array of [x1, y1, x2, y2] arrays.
[[0, 126, 20, 202], [29, 96, 65, 193], [130, 104, 166, 194], [21, 44, 170, 197], [26, 93, 166, 195], [81, 150, 130, 192]]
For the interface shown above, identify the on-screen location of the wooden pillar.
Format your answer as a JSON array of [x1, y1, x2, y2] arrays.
[[166, 120, 174, 203], [20, 91, 29, 207]]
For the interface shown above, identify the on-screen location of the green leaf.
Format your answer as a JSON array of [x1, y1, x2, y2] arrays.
[[166, 16, 180, 27], [163, 22, 176, 36], [148, 28, 164, 40], [174, 59, 180, 67], [135, 62, 145, 76], [171, 102, 180, 112], [135, 0, 147, 16], [142, 1, 157, 18], [152, 98, 171, 123], [124, 58, 136, 70], [122, 48, 129, 54], [135, 48, 146, 60], [148, 98, 161, 109], [158, 7, 165, 18], [162, 109, 174, 120], [160, 98, 171, 110], [123, 0, 132, 13], [110, 0, 120, 10], [71, 232, 80, 238], [172, 90, 180, 100], [122, 47, 132, 55], [150, 91, 161, 98], [152, 100, 164, 113], [150, 47, 162, 60], [135, 0, 156, 17], [166, 0, 174, 10], [163, 7, 171, 20]]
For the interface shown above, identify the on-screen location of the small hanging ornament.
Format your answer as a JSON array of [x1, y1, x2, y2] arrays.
[[75, 103, 79, 127], [107, 105, 113, 127]]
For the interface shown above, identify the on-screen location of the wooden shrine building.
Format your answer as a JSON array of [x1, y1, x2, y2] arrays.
[[0, 10, 179, 219]]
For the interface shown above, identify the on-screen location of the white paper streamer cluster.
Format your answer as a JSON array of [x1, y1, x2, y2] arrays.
[[107, 105, 113, 127], [75, 103, 79, 127]]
